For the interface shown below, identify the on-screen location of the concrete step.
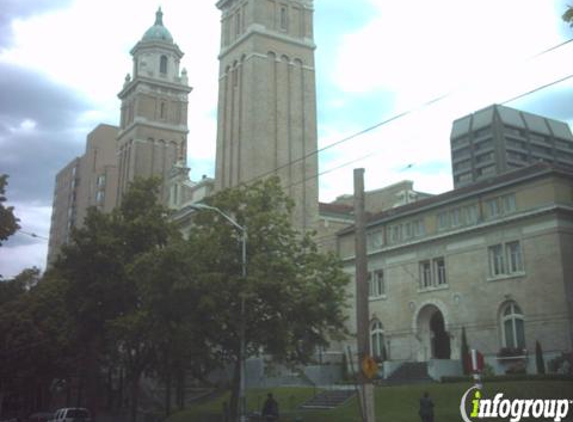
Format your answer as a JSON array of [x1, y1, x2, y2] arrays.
[[385, 362, 434, 385], [300, 389, 356, 409]]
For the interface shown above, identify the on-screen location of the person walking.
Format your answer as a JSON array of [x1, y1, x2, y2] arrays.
[[261, 392, 279, 422], [419, 391, 434, 422]]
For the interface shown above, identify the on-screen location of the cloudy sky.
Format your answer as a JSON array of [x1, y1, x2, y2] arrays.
[[0, 0, 572, 278]]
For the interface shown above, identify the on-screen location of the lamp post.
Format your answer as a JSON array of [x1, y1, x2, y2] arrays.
[[187, 203, 248, 422]]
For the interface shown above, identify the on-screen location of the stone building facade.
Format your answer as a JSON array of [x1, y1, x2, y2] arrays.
[[47, 10, 211, 265], [116, 8, 192, 203], [337, 163, 573, 375], [214, 0, 319, 233], [47, 124, 118, 265]]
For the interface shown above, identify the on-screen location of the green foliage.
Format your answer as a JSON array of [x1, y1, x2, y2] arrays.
[[0, 269, 74, 409], [548, 352, 573, 374], [54, 177, 180, 418], [186, 177, 350, 419], [187, 177, 349, 365], [564, 6, 573, 26], [0, 174, 20, 248]]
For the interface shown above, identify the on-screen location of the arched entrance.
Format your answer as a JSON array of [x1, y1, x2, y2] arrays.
[[430, 311, 451, 359], [415, 304, 451, 361]]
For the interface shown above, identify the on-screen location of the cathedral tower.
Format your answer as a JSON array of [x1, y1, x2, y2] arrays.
[[214, 0, 319, 232], [117, 8, 192, 202]]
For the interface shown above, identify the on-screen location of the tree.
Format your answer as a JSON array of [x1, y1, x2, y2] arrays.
[[0, 270, 73, 417], [55, 177, 179, 420], [564, 6, 573, 26], [0, 174, 20, 248], [186, 177, 349, 420]]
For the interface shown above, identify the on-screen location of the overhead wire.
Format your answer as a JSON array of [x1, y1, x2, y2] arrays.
[[282, 72, 573, 192], [230, 37, 573, 189]]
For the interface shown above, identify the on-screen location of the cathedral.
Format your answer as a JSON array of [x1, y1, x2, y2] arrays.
[[48, 1, 573, 381]]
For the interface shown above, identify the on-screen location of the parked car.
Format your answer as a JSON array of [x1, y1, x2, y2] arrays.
[[48, 408, 90, 422], [27, 412, 54, 422]]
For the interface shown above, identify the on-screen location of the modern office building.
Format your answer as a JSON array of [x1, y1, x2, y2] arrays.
[[451, 104, 573, 188]]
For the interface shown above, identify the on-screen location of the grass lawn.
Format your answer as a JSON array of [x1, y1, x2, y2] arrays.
[[166, 380, 573, 422]]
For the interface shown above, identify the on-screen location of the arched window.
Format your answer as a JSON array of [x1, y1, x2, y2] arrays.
[[160, 102, 166, 119], [500, 302, 525, 350], [280, 6, 288, 30], [160, 55, 168, 74], [370, 320, 386, 360]]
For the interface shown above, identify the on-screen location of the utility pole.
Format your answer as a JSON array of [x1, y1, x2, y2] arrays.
[[354, 168, 376, 422]]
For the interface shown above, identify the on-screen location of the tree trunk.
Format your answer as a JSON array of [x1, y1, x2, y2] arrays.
[[164, 369, 171, 416], [0, 389, 5, 419], [176, 369, 184, 411], [118, 369, 124, 411], [129, 373, 140, 422], [229, 359, 240, 422]]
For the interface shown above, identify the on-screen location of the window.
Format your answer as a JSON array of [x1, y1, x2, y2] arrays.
[[97, 174, 106, 187], [96, 191, 104, 203], [367, 230, 383, 251], [486, 194, 516, 219], [486, 198, 500, 218], [388, 224, 401, 244], [502, 194, 516, 214], [489, 244, 505, 276], [461, 204, 478, 225], [506, 241, 523, 273], [505, 126, 524, 137], [435, 258, 446, 286], [438, 211, 450, 230], [500, 302, 525, 350], [280, 6, 288, 30], [413, 220, 426, 237], [489, 241, 524, 277], [420, 261, 432, 288], [160, 102, 166, 119], [456, 172, 472, 184], [235, 10, 241, 36], [368, 269, 385, 298], [160, 55, 168, 74], [403, 222, 413, 239], [450, 208, 461, 228], [419, 257, 447, 289], [370, 320, 386, 360]]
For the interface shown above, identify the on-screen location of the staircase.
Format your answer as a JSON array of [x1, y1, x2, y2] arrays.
[[300, 388, 356, 409], [384, 362, 434, 385]]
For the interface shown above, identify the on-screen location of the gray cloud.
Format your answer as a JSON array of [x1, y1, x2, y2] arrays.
[[0, 0, 74, 48], [510, 80, 573, 125], [0, 62, 92, 204]]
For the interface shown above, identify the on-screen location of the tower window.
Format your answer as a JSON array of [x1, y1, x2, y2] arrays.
[[280, 6, 288, 30], [160, 102, 166, 119], [160, 55, 168, 74]]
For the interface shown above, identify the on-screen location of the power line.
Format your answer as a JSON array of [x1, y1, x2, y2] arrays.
[[233, 38, 573, 188], [282, 73, 573, 192], [18, 230, 49, 241]]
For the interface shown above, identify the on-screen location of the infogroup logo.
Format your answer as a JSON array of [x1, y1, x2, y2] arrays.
[[460, 386, 572, 422]]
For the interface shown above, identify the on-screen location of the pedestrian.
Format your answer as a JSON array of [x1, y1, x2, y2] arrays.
[[261, 392, 279, 422], [419, 391, 434, 422]]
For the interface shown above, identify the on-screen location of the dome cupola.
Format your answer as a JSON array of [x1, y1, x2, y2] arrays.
[[142, 7, 173, 43]]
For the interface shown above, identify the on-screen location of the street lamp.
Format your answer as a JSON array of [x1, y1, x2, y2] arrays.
[[187, 203, 248, 422]]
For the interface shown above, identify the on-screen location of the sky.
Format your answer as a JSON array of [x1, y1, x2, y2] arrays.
[[0, 0, 572, 278]]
